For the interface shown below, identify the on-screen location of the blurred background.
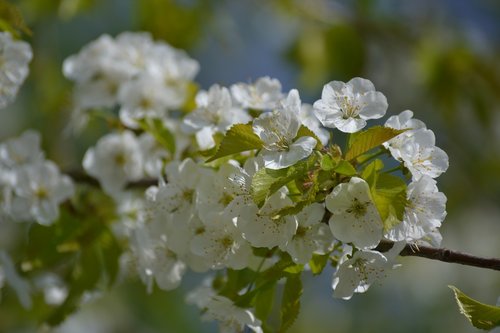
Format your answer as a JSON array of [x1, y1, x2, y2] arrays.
[[1, 0, 499, 332]]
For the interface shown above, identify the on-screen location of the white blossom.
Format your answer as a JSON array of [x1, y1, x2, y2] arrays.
[[383, 110, 426, 160], [83, 131, 143, 195], [325, 177, 383, 249], [130, 224, 186, 293], [201, 295, 263, 333], [313, 78, 387, 133], [398, 129, 449, 180], [230, 76, 283, 110], [0, 130, 44, 171], [118, 75, 181, 127], [0, 32, 32, 109], [238, 189, 297, 248], [190, 215, 252, 270], [253, 89, 316, 169], [183, 84, 251, 150], [386, 176, 447, 243], [298, 103, 330, 145], [332, 250, 391, 300], [281, 203, 333, 264], [12, 161, 74, 225]]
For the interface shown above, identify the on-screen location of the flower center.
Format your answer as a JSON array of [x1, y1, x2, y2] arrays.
[[346, 198, 369, 218], [339, 96, 360, 119]]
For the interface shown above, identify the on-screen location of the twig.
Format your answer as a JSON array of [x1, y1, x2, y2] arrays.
[[375, 240, 500, 272]]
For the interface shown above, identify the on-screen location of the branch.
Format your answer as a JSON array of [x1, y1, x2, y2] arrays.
[[376, 240, 500, 272], [68, 172, 500, 272]]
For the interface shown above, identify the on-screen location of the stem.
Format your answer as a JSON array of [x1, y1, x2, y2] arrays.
[[356, 149, 387, 167], [375, 240, 500, 272]]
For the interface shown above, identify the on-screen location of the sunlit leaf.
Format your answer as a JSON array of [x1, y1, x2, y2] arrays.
[[280, 273, 302, 332], [450, 285, 500, 330], [346, 126, 405, 161], [206, 123, 263, 162]]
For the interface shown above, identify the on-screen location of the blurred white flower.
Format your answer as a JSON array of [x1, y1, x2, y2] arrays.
[[326, 177, 383, 249], [0, 31, 32, 109], [83, 131, 143, 195], [313, 78, 387, 133], [12, 161, 74, 225], [253, 89, 316, 169], [0, 130, 44, 171], [230, 76, 283, 110], [201, 295, 262, 333], [183, 84, 251, 150]]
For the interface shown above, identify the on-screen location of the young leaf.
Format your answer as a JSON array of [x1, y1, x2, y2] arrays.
[[280, 274, 303, 333], [320, 154, 335, 171], [333, 160, 357, 176], [449, 285, 500, 330], [206, 123, 263, 162], [309, 253, 330, 275], [254, 283, 277, 322], [345, 126, 405, 161], [370, 173, 407, 231], [251, 157, 315, 207]]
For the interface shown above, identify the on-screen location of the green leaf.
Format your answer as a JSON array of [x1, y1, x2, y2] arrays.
[[280, 274, 303, 333], [0, 1, 31, 37], [450, 285, 500, 330], [372, 173, 407, 230], [345, 126, 405, 161], [361, 159, 384, 188], [138, 118, 176, 155], [309, 253, 330, 275], [254, 283, 277, 322], [296, 125, 322, 149], [283, 264, 304, 274], [320, 154, 335, 171], [206, 123, 263, 162], [251, 156, 315, 207], [333, 160, 357, 176], [360, 160, 406, 230]]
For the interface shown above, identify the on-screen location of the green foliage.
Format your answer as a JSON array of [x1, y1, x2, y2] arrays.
[[345, 126, 405, 161], [450, 286, 500, 330], [309, 253, 330, 275], [206, 123, 263, 162], [280, 273, 303, 332], [251, 155, 316, 207], [296, 125, 323, 149], [361, 159, 406, 230], [137, 0, 213, 49], [137, 118, 176, 156], [23, 188, 122, 326], [0, 0, 31, 36]]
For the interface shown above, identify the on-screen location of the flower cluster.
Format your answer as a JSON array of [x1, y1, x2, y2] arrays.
[[1, 31, 450, 332], [0, 31, 32, 109], [62, 33, 450, 331], [0, 130, 74, 225], [63, 32, 199, 130]]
